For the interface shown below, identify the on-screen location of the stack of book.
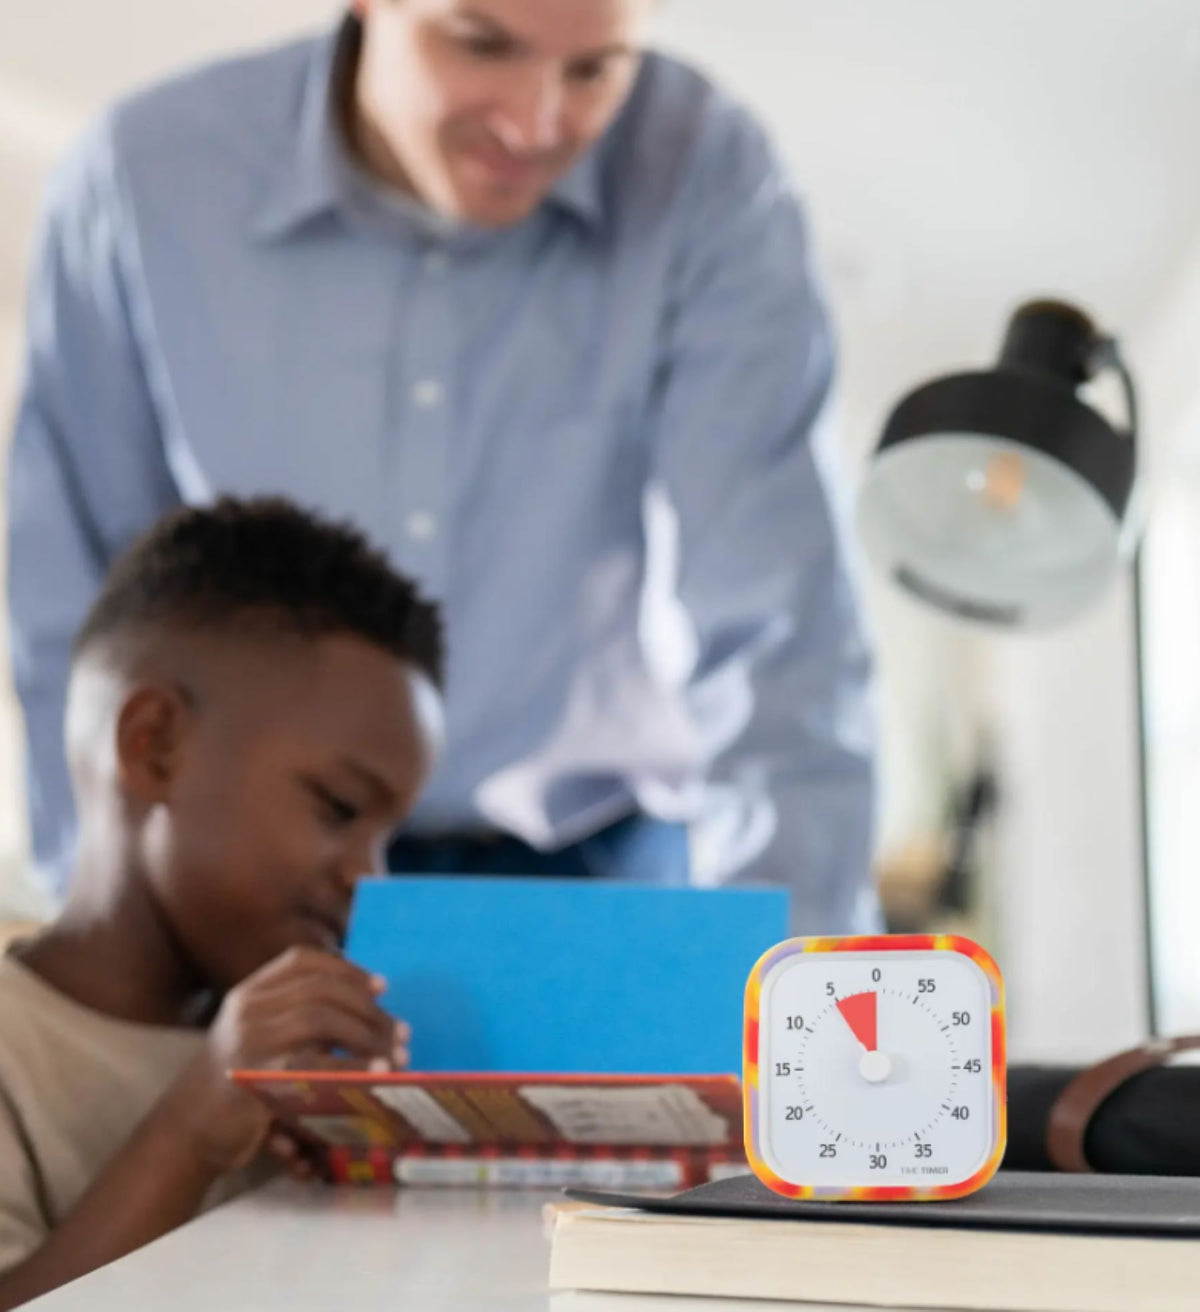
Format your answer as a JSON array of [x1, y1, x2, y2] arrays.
[[548, 1171, 1200, 1311]]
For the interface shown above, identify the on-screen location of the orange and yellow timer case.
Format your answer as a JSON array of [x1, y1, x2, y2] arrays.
[[744, 934, 1006, 1202]]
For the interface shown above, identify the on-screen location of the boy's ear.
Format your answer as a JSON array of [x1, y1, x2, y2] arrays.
[[115, 684, 195, 803]]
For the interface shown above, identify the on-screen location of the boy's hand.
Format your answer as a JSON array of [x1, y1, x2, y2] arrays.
[[159, 947, 408, 1175]]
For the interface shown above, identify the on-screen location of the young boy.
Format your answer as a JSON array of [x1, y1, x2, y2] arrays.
[[0, 497, 444, 1307]]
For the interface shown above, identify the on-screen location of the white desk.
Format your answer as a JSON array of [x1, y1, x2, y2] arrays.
[[22, 1179, 927, 1312]]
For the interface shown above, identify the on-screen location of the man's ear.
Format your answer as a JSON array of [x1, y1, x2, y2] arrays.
[[115, 684, 194, 803]]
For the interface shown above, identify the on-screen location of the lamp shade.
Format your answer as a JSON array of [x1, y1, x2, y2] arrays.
[[857, 301, 1136, 629]]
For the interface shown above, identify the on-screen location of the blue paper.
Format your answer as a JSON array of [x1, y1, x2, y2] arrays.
[[345, 877, 789, 1075]]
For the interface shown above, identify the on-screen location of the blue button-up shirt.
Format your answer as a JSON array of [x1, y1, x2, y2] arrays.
[[9, 20, 877, 931]]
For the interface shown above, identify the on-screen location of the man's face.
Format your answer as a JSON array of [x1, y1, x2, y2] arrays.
[[352, 0, 654, 227], [142, 633, 441, 992]]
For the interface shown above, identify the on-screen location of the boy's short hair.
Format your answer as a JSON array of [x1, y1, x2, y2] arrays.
[[74, 497, 444, 687]]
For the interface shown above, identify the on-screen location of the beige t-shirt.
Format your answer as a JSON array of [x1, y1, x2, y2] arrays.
[[0, 949, 245, 1273]]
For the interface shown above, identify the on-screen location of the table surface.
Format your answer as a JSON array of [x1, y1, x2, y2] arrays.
[[21, 1177, 949, 1312]]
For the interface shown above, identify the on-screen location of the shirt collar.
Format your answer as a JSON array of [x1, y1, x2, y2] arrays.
[[254, 15, 606, 243], [253, 20, 355, 241], [546, 149, 604, 229]]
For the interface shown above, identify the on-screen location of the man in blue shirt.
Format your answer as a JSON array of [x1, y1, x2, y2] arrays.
[[8, 0, 877, 931]]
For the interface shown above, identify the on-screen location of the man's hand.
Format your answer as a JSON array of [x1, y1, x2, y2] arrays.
[[160, 947, 408, 1175]]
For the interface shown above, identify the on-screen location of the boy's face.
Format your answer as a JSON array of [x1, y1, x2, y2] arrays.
[[352, 0, 653, 227], [129, 632, 442, 992]]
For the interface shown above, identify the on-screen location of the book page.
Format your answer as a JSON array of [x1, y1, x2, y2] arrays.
[[520, 1084, 729, 1146]]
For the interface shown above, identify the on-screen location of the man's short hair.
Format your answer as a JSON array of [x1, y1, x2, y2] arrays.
[[74, 497, 444, 688]]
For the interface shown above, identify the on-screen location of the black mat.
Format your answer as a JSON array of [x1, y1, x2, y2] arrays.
[[567, 1170, 1200, 1238]]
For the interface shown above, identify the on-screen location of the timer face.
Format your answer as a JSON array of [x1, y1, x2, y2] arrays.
[[745, 935, 1006, 1202]]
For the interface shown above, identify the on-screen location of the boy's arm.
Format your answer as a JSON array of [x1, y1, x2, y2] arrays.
[[0, 949, 401, 1309], [0, 1094, 222, 1310]]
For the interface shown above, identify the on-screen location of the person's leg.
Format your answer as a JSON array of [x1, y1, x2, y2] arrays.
[[574, 814, 690, 884]]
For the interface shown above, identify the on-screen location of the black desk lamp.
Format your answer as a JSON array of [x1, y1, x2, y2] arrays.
[[857, 300, 1137, 628]]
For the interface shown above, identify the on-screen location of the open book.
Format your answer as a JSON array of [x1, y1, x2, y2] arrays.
[[234, 1069, 747, 1188], [549, 1171, 1200, 1311]]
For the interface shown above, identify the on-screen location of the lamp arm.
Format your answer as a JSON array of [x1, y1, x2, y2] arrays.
[[1088, 339, 1153, 1033]]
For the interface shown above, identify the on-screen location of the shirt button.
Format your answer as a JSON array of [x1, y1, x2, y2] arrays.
[[413, 378, 444, 409], [406, 511, 438, 541]]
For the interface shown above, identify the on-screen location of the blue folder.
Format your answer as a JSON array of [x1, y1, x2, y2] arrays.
[[345, 877, 789, 1075]]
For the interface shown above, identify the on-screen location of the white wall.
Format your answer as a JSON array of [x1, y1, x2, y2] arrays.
[[1129, 227, 1200, 1035], [1136, 229, 1200, 480], [986, 584, 1148, 1061]]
